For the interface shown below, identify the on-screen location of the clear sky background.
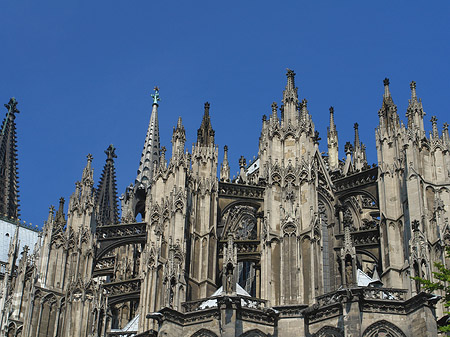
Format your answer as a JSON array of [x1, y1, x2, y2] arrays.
[[1, 1, 449, 228]]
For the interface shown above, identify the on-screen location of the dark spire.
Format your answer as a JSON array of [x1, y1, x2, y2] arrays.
[[55, 197, 66, 229], [197, 102, 215, 146], [95, 145, 119, 226], [0, 98, 20, 219], [354, 123, 361, 150]]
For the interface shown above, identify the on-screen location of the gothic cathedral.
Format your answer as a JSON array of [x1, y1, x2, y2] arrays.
[[0, 70, 449, 336]]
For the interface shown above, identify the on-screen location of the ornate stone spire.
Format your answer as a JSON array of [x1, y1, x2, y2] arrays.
[[171, 117, 186, 159], [327, 106, 339, 171], [0, 98, 20, 219], [407, 81, 425, 131], [282, 69, 299, 124], [443, 123, 450, 146], [431, 116, 439, 139], [136, 87, 161, 189], [220, 145, 230, 182], [354, 123, 361, 151], [95, 145, 119, 226], [55, 197, 66, 229], [196, 102, 215, 146], [353, 123, 367, 170], [378, 78, 399, 132]]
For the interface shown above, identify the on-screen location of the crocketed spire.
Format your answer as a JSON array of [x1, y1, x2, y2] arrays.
[[136, 87, 161, 189], [282, 68, 299, 124], [197, 102, 215, 146], [95, 145, 119, 226], [0, 98, 20, 219], [378, 78, 400, 132]]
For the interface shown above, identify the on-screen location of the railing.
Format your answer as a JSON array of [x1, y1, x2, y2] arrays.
[[316, 287, 408, 307], [107, 332, 137, 337], [103, 278, 141, 298], [97, 222, 146, 241], [182, 295, 267, 312], [362, 287, 407, 301]]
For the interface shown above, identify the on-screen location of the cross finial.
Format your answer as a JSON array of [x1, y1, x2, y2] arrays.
[[105, 144, 117, 160], [4, 97, 20, 115], [444, 123, 449, 131], [151, 86, 160, 105], [271, 102, 278, 114], [87, 153, 93, 162], [383, 78, 390, 87]]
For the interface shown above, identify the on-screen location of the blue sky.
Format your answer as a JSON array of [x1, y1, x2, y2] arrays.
[[1, 1, 449, 227]]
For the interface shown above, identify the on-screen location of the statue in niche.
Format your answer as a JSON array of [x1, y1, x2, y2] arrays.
[[168, 278, 175, 308], [225, 265, 234, 294], [345, 260, 353, 285]]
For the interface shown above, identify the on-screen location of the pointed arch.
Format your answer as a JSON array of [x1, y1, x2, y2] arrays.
[[190, 328, 219, 337], [239, 329, 268, 337], [362, 320, 407, 337], [313, 326, 343, 337]]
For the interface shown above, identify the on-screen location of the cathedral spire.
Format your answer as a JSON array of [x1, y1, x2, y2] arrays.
[[196, 102, 215, 146], [136, 87, 161, 189], [220, 145, 230, 182], [282, 69, 299, 124], [95, 145, 119, 227], [0, 98, 20, 219]]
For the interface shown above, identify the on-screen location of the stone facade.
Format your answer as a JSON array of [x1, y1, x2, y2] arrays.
[[0, 71, 448, 336]]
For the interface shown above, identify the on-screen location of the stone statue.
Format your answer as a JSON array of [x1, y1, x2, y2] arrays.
[[226, 266, 234, 294], [345, 260, 353, 285]]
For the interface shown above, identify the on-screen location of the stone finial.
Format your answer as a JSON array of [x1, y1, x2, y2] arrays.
[[410, 81, 417, 99], [411, 219, 420, 232], [344, 142, 353, 155], [4, 97, 20, 117], [431, 116, 439, 138], [271, 102, 278, 114], [383, 78, 391, 98], [239, 155, 246, 169], [286, 68, 296, 78], [444, 122, 449, 132], [354, 123, 360, 148], [204, 102, 210, 115], [262, 114, 267, 122], [313, 130, 321, 145], [105, 144, 117, 161], [151, 86, 160, 105]]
